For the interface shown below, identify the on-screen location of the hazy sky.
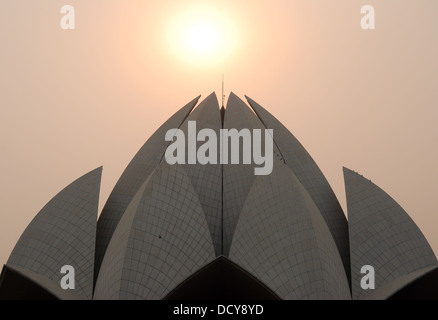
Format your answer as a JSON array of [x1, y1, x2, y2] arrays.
[[1, 0, 437, 268]]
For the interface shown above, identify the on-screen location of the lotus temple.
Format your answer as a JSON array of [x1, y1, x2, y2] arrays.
[[1, 92, 437, 300]]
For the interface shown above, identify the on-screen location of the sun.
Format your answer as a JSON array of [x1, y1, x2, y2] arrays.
[[167, 6, 237, 66], [185, 20, 221, 54]]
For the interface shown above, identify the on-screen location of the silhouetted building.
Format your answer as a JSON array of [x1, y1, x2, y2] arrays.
[[1, 93, 437, 300]]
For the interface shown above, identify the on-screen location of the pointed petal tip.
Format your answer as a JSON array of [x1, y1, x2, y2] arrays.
[[342, 167, 357, 177], [88, 166, 103, 176], [204, 92, 219, 102], [196, 92, 220, 109], [227, 92, 247, 104], [79, 166, 103, 181], [245, 95, 265, 113]]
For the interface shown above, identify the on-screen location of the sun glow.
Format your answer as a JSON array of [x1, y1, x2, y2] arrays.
[[186, 20, 221, 54], [167, 6, 237, 66]]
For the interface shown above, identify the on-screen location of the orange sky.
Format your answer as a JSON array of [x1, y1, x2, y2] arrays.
[[1, 0, 438, 268]]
